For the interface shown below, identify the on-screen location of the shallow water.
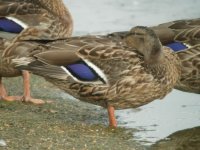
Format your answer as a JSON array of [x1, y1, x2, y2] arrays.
[[66, 0, 200, 34], [117, 90, 200, 144], [65, 0, 200, 145]]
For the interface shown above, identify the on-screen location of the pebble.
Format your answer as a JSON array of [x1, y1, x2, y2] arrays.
[[0, 139, 6, 147]]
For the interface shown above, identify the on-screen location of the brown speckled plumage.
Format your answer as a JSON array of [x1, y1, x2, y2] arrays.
[[0, 0, 73, 77], [109, 19, 200, 94], [0, 0, 73, 102], [151, 18, 200, 93], [0, 0, 73, 41], [13, 26, 181, 109]]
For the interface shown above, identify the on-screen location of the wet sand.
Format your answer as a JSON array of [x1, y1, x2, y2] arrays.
[[1, 76, 200, 150], [0, 75, 143, 150]]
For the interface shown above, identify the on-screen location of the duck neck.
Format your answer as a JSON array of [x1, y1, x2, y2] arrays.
[[145, 47, 181, 83], [144, 41, 164, 65], [41, 0, 69, 16], [144, 54, 170, 84], [36, 0, 73, 35], [36, 0, 72, 23]]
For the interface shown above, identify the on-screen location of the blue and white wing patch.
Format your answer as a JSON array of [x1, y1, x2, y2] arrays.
[[61, 60, 108, 84], [166, 42, 188, 52], [0, 17, 27, 33]]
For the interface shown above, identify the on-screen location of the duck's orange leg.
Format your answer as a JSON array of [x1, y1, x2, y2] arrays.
[[107, 105, 117, 128], [0, 77, 22, 101], [0, 72, 46, 104], [21, 71, 45, 105]]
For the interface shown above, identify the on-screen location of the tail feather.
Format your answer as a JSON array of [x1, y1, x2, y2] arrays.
[[12, 57, 69, 80], [12, 57, 35, 67]]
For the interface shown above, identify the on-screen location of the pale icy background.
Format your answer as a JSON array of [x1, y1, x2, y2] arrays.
[[64, 0, 200, 145]]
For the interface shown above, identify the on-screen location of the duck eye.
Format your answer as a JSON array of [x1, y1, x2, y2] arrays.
[[0, 17, 24, 33]]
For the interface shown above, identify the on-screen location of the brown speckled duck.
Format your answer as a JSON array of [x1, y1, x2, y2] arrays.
[[110, 18, 200, 94], [151, 18, 200, 94], [0, 0, 73, 104], [12, 26, 181, 127]]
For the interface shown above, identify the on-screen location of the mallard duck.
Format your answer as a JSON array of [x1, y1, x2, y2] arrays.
[[12, 26, 181, 127], [151, 18, 200, 94], [0, 0, 73, 104], [109, 18, 200, 94]]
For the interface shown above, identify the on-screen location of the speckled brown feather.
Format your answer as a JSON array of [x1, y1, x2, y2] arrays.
[[151, 18, 200, 93], [13, 28, 181, 109], [0, 0, 73, 42], [0, 0, 73, 77], [109, 19, 200, 93]]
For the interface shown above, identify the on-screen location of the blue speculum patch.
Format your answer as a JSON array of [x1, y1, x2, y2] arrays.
[[166, 42, 188, 52], [66, 61, 99, 81], [0, 17, 24, 33]]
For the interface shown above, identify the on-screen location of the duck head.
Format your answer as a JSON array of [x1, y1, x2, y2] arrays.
[[124, 26, 164, 64]]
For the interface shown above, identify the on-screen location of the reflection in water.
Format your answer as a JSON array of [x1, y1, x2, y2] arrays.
[[117, 90, 200, 145], [151, 126, 200, 150]]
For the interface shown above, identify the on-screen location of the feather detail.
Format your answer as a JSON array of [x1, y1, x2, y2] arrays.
[[6, 17, 28, 29], [166, 42, 188, 52], [0, 17, 27, 33], [83, 59, 108, 83], [150, 18, 200, 93], [12, 57, 35, 66], [61, 59, 108, 84]]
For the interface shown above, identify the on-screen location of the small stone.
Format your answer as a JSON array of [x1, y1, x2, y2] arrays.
[[0, 139, 6, 147]]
